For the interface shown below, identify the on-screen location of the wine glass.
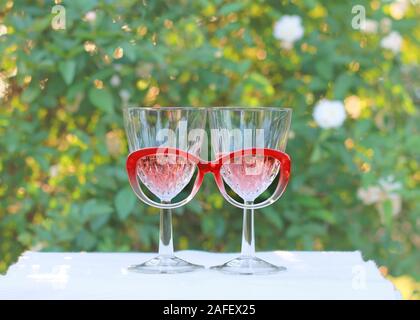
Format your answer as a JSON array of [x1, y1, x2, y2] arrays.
[[124, 107, 207, 273], [208, 107, 292, 275]]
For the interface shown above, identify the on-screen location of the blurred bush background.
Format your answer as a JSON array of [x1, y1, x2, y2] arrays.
[[0, 0, 418, 298]]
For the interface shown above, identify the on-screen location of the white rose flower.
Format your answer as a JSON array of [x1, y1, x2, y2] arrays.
[[313, 99, 346, 129], [358, 176, 403, 222], [273, 15, 304, 48], [361, 19, 378, 34], [378, 176, 402, 193], [357, 186, 383, 205], [390, 0, 409, 20], [110, 75, 121, 87], [49, 165, 60, 178], [0, 76, 8, 99], [381, 31, 403, 53], [119, 89, 131, 102], [84, 11, 97, 23], [0, 24, 7, 37]]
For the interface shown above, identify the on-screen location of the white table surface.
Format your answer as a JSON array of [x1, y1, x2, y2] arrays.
[[0, 250, 401, 300]]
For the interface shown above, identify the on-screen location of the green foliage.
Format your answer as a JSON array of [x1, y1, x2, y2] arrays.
[[115, 187, 136, 220], [0, 0, 419, 280]]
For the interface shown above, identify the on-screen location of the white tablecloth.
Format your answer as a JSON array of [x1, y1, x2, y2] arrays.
[[0, 250, 400, 300]]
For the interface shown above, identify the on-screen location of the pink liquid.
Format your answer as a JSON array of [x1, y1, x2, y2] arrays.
[[220, 155, 280, 202], [136, 154, 195, 202]]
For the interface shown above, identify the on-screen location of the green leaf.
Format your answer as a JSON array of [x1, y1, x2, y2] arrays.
[[90, 213, 111, 232], [308, 77, 327, 91], [21, 86, 41, 103], [58, 60, 77, 85], [310, 145, 322, 163], [248, 73, 274, 95], [115, 187, 136, 220], [88, 88, 114, 113], [68, 0, 98, 11], [382, 200, 393, 230], [82, 199, 113, 222], [219, 2, 245, 15], [315, 60, 333, 80], [121, 44, 137, 62], [308, 209, 336, 224], [75, 230, 97, 250], [66, 81, 85, 100], [334, 73, 353, 99], [33, 17, 51, 32], [261, 206, 284, 229]]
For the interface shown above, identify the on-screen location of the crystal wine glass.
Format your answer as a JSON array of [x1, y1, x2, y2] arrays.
[[124, 107, 207, 273], [208, 107, 292, 275]]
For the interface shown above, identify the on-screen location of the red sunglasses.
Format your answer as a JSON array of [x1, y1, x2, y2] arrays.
[[126, 148, 291, 209]]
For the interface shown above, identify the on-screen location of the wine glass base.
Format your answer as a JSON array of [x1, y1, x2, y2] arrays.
[[211, 255, 286, 275], [128, 255, 204, 274]]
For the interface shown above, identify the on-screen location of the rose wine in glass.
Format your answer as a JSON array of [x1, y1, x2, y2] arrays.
[[137, 154, 196, 202], [220, 154, 280, 202]]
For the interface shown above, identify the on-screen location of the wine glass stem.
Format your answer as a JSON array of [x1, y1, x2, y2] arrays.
[[240, 201, 255, 257], [158, 201, 174, 257]]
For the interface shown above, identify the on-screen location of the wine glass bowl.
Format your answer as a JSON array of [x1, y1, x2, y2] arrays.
[[136, 153, 196, 202], [220, 154, 280, 202]]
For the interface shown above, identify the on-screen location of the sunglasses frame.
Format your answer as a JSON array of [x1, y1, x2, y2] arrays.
[[126, 147, 291, 210]]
